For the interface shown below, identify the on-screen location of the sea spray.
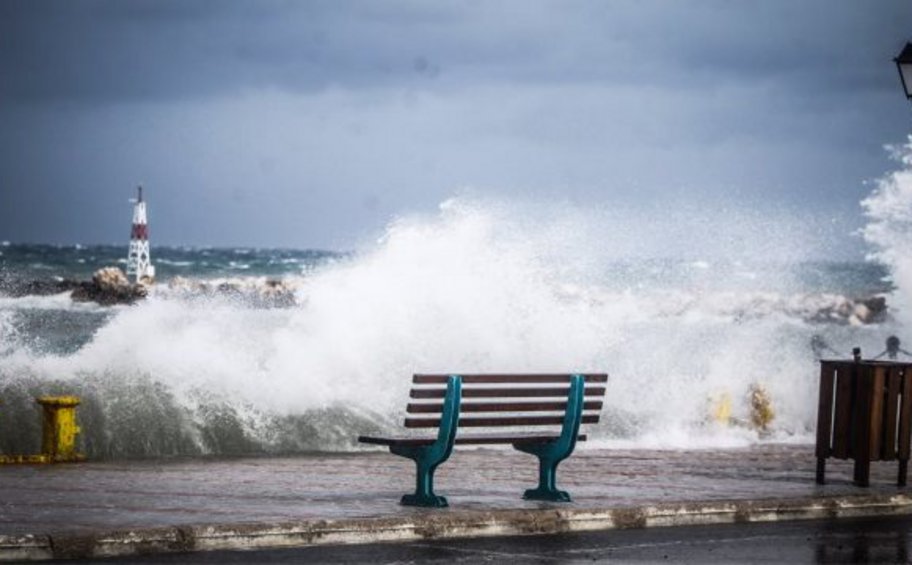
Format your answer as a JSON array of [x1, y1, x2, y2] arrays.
[[0, 309, 17, 357], [862, 138, 912, 326], [0, 197, 898, 457]]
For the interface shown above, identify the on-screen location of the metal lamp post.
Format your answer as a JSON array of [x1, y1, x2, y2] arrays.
[[895, 43, 912, 99]]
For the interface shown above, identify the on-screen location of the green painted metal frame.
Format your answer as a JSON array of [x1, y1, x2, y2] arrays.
[[512, 374, 585, 501], [390, 375, 462, 507]]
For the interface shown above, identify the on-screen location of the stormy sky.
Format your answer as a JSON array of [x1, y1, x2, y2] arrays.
[[1, 1, 911, 253]]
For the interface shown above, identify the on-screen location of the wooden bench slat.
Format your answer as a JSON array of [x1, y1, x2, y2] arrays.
[[413, 373, 607, 384], [411, 386, 607, 399], [358, 435, 422, 446], [407, 400, 604, 414], [458, 433, 588, 445], [405, 414, 600, 428], [358, 433, 588, 447]]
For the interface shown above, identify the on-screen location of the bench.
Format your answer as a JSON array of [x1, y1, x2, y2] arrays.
[[358, 373, 608, 507]]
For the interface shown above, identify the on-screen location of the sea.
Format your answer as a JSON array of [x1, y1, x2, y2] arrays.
[[2, 148, 912, 460]]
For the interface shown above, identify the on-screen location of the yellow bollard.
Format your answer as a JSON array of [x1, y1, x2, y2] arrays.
[[706, 392, 735, 426], [708, 392, 733, 425], [35, 396, 85, 462]]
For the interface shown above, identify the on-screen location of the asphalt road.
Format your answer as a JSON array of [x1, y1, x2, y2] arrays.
[[97, 514, 912, 563]]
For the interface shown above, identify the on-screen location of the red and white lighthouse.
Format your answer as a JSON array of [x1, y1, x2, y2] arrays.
[[126, 185, 155, 283]]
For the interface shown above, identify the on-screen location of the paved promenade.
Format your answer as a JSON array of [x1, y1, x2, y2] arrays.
[[1, 444, 911, 560]]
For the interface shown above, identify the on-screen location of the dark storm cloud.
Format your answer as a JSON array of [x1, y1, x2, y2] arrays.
[[3, 0, 905, 104], [1, 1, 312, 102], [0, 0, 910, 250], [1, 0, 465, 103]]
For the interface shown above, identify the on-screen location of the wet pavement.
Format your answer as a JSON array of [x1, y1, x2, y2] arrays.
[[110, 514, 912, 564], [0, 444, 907, 537]]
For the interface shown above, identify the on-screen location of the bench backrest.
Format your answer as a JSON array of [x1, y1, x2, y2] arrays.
[[405, 374, 607, 437]]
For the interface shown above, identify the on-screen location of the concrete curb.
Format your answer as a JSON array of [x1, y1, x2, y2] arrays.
[[4, 493, 912, 561]]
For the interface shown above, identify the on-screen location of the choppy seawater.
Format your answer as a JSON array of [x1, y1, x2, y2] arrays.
[[2, 143, 912, 459]]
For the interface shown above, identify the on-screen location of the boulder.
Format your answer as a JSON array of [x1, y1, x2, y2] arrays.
[[255, 279, 296, 308], [93, 267, 130, 291], [70, 267, 147, 306]]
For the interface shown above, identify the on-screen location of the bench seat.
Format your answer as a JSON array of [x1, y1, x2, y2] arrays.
[[358, 432, 588, 447]]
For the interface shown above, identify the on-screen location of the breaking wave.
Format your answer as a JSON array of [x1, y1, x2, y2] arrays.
[[0, 190, 907, 458], [862, 138, 912, 327]]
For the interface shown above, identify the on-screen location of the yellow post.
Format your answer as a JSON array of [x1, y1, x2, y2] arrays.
[[35, 396, 85, 462], [712, 392, 731, 426], [709, 392, 732, 425]]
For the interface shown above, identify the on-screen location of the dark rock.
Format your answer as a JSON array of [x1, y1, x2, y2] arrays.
[[167, 276, 297, 308], [859, 296, 888, 324], [70, 267, 147, 306]]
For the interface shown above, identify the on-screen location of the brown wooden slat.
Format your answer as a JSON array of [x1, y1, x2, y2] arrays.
[[831, 364, 853, 459], [410, 386, 606, 399], [882, 367, 901, 460], [404, 414, 600, 428], [358, 433, 588, 447], [457, 433, 587, 445], [819, 361, 912, 369], [413, 373, 608, 384], [818, 360, 855, 365], [406, 400, 604, 414], [357, 435, 431, 447], [449, 401, 602, 411], [852, 364, 873, 484], [869, 366, 886, 460], [899, 367, 912, 461], [815, 362, 836, 459]]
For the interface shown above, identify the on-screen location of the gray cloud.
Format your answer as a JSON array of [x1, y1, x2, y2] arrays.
[[5, 0, 905, 103], [0, 0, 910, 253]]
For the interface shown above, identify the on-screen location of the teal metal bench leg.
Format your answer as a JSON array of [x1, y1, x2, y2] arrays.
[[513, 374, 584, 502], [399, 458, 447, 507], [390, 375, 461, 508], [519, 450, 571, 502]]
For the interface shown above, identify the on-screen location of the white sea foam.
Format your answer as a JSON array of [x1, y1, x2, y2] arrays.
[[3, 196, 896, 457], [862, 138, 912, 326], [0, 292, 107, 312], [156, 259, 194, 267], [0, 309, 18, 357]]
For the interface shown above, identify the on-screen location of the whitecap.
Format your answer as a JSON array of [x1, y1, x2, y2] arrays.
[[0, 197, 890, 456]]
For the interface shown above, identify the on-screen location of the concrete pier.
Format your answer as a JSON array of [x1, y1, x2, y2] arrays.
[[1, 445, 910, 560]]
